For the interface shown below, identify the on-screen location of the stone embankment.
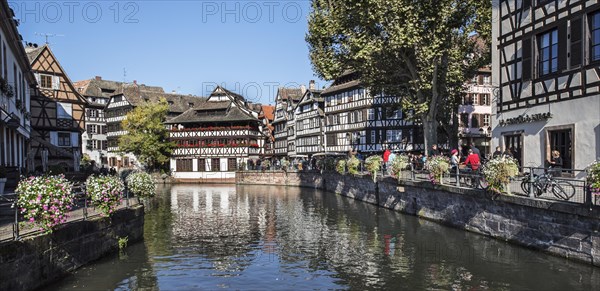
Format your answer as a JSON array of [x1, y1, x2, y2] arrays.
[[0, 205, 145, 291], [237, 171, 600, 266]]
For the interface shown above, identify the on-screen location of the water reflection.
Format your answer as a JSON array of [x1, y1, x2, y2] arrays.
[[48, 184, 600, 290]]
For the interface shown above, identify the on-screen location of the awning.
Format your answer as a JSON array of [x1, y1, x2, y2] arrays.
[[312, 152, 346, 157]]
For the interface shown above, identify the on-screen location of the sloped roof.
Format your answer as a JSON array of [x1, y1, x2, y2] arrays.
[[114, 83, 205, 113], [261, 105, 275, 121], [165, 102, 258, 124], [321, 71, 362, 96], [24, 45, 44, 63], [277, 87, 303, 102], [73, 78, 123, 99]]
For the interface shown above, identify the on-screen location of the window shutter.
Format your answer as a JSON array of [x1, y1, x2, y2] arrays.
[[570, 18, 583, 68], [52, 76, 60, 90], [522, 38, 532, 81], [558, 22, 568, 71], [50, 132, 58, 145], [71, 132, 79, 147], [34, 73, 40, 86]]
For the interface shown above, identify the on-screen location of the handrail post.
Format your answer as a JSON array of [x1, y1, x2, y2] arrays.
[[585, 180, 593, 209], [455, 166, 460, 187], [528, 167, 534, 197], [83, 195, 88, 220], [13, 201, 19, 241], [126, 188, 130, 208]]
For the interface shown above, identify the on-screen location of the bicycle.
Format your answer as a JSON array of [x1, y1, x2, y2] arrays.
[[458, 167, 489, 190], [520, 169, 575, 201]]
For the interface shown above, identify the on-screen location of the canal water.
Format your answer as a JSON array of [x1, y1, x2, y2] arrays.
[[48, 184, 600, 290]]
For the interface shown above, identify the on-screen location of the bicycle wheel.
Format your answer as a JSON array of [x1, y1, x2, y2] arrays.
[[552, 181, 576, 201], [478, 177, 489, 190], [520, 177, 530, 194]]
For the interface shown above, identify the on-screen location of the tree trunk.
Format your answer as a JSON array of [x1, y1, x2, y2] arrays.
[[422, 115, 438, 157]]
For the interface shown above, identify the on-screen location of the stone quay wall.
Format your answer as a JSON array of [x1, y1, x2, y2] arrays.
[[236, 171, 600, 266], [0, 205, 145, 291]]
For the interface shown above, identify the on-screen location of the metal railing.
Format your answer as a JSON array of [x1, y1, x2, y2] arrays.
[[242, 164, 595, 207], [0, 184, 140, 243]]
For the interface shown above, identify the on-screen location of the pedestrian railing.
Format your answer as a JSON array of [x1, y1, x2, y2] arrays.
[[0, 184, 140, 243], [242, 165, 595, 207]]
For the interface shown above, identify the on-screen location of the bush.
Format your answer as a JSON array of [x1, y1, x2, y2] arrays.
[[86, 175, 125, 216], [425, 156, 450, 184], [336, 159, 346, 175], [365, 155, 383, 182], [126, 171, 156, 198], [482, 157, 519, 193], [16, 175, 74, 233], [347, 156, 360, 175]]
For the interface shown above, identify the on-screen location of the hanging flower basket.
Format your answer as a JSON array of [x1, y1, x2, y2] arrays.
[[482, 156, 519, 194]]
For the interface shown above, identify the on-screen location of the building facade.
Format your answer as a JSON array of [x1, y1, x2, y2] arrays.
[[166, 86, 266, 182], [294, 81, 325, 157], [104, 81, 202, 169], [0, 2, 35, 179], [272, 87, 303, 158], [458, 67, 493, 156], [322, 71, 423, 154], [26, 44, 87, 173], [491, 0, 600, 173], [74, 76, 123, 167]]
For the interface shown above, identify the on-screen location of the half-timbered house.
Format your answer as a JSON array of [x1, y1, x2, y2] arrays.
[[491, 0, 600, 171], [458, 66, 493, 155], [74, 76, 123, 167], [323, 71, 423, 154], [166, 86, 267, 182], [272, 87, 303, 158], [26, 44, 87, 172], [104, 81, 203, 169], [0, 2, 36, 182], [294, 81, 325, 157], [259, 104, 275, 156]]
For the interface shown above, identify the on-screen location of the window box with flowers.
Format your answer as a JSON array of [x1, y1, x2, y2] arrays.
[[0, 77, 13, 97]]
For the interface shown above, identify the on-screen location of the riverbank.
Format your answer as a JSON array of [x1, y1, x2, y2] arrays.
[[0, 205, 145, 291], [236, 171, 600, 267]]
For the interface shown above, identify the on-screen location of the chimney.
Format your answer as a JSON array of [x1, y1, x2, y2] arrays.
[[309, 80, 315, 90], [300, 84, 307, 94], [95, 76, 102, 81]]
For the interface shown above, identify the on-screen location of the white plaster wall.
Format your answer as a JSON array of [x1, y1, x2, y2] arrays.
[[172, 171, 236, 180], [492, 96, 600, 171]]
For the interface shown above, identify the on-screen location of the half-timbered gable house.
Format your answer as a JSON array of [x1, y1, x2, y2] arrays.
[[259, 104, 275, 156], [323, 71, 423, 154], [104, 81, 203, 169], [272, 87, 303, 158], [0, 2, 36, 182], [26, 44, 87, 172], [166, 86, 266, 182], [74, 76, 123, 167], [459, 66, 493, 155], [491, 0, 600, 171], [294, 81, 324, 157]]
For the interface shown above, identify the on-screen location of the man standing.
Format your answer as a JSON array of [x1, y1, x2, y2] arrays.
[[428, 144, 440, 157], [383, 148, 391, 174], [492, 146, 503, 159], [470, 144, 482, 161]]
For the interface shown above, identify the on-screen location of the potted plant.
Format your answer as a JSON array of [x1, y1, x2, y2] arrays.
[[425, 156, 450, 184], [336, 159, 347, 175], [0, 165, 6, 195], [86, 174, 125, 216], [347, 156, 360, 175], [390, 154, 410, 181], [586, 160, 600, 196], [482, 156, 519, 194], [365, 155, 383, 182]]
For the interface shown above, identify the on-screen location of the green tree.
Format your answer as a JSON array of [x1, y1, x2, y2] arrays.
[[119, 98, 175, 170], [306, 0, 491, 151]]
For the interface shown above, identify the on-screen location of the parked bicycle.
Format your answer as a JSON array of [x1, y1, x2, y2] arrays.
[[458, 168, 489, 190], [520, 169, 575, 201]]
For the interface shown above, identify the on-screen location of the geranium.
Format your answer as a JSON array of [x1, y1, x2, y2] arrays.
[[390, 154, 410, 180], [126, 171, 156, 198], [482, 156, 519, 194], [586, 160, 600, 195], [365, 155, 383, 182], [86, 175, 125, 216], [347, 156, 360, 175], [336, 159, 346, 175], [16, 175, 74, 233], [425, 156, 450, 184]]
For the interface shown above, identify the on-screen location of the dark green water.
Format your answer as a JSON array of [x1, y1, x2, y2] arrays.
[[47, 184, 600, 290]]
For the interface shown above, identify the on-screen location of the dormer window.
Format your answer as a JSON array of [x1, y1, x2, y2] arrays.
[[188, 102, 194, 108]]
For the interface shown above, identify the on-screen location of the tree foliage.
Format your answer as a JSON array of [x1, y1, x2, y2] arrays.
[[119, 98, 175, 170], [306, 0, 491, 149]]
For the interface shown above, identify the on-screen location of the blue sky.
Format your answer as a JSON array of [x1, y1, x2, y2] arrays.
[[12, 0, 325, 104]]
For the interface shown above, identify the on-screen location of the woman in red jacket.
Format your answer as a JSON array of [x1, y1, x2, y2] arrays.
[[463, 149, 481, 171]]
